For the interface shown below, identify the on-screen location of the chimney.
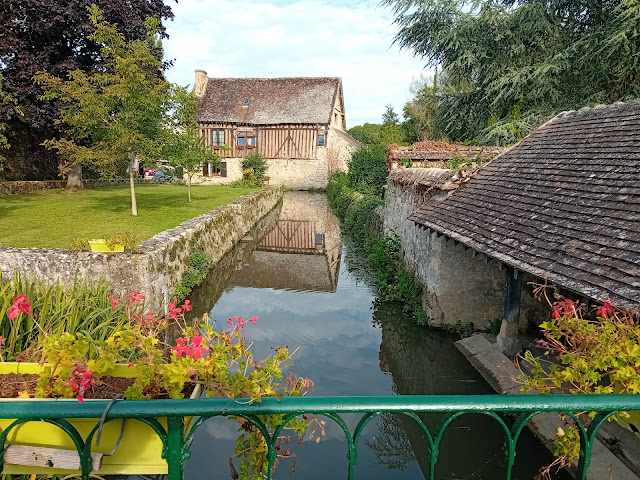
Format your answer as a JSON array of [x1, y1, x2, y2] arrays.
[[194, 69, 208, 96]]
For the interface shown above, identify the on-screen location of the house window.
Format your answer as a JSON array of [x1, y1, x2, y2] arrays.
[[238, 136, 256, 149], [210, 129, 225, 147], [318, 133, 325, 146], [243, 98, 250, 107]]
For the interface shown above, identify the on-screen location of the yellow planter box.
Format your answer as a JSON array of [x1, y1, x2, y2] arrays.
[[88, 239, 124, 253], [0, 363, 200, 475]]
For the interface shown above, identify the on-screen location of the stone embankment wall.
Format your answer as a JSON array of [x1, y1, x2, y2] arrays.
[[0, 178, 182, 196], [384, 169, 546, 330], [0, 187, 283, 311]]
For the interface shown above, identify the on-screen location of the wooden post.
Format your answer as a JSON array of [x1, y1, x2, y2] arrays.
[[497, 266, 522, 357]]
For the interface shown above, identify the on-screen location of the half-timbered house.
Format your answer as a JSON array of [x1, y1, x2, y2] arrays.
[[193, 70, 359, 189]]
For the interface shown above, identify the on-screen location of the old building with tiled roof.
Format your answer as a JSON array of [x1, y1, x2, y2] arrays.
[[193, 70, 359, 189], [386, 101, 640, 354], [387, 141, 505, 170]]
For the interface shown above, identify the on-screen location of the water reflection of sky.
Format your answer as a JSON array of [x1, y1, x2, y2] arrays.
[[208, 278, 392, 397], [183, 192, 566, 480]]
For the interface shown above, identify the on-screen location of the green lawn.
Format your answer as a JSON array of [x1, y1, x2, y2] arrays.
[[0, 184, 257, 249]]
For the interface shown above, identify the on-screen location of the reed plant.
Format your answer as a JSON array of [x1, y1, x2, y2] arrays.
[[0, 271, 129, 360]]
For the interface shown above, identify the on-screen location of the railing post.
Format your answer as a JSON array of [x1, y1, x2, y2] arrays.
[[167, 416, 186, 480]]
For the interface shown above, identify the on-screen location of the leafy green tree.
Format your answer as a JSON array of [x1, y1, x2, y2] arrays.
[[382, 105, 400, 126], [0, 0, 174, 181], [382, 0, 640, 145], [348, 122, 409, 147], [403, 73, 444, 142], [0, 75, 22, 180], [35, 5, 171, 215], [347, 145, 388, 196], [162, 86, 220, 202]]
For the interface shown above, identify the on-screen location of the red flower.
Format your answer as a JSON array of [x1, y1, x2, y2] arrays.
[[596, 300, 614, 318], [248, 316, 258, 325], [125, 291, 145, 303], [8, 295, 32, 319], [76, 394, 84, 403], [172, 337, 188, 358], [188, 336, 207, 359], [182, 300, 192, 312], [552, 310, 561, 319], [109, 296, 120, 310]]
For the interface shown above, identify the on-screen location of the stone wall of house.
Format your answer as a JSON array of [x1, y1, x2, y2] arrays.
[[0, 187, 283, 311], [384, 171, 548, 330], [192, 127, 358, 190]]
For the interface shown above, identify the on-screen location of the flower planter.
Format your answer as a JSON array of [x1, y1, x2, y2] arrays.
[[0, 363, 201, 476], [88, 239, 124, 253]]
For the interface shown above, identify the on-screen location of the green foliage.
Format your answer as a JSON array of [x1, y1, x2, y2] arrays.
[[383, 0, 640, 145], [382, 105, 400, 126], [0, 74, 23, 179], [327, 173, 427, 325], [241, 152, 269, 186], [10, 292, 316, 476], [0, 184, 254, 249], [347, 122, 410, 147], [0, 272, 128, 360], [346, 145, 388, 196], [161, 85, 220, 201], [520, 296, 640, 466], [175, 251, 211, 301], [402, 73, 446, 142], [445, 153, 490, 170], [442, 321, 476, 338], [34, 5, 170, 177], [105, 231, 142, 252]]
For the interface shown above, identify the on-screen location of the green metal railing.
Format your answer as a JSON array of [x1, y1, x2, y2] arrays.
[[0, 394, 638, 479]]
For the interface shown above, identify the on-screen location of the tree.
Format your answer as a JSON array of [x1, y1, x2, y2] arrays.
[[382, 0, 640, 145], [403, 73, 443, 142], [348, 122, 410, 147], [0, 0, 174, 180], [382, 105, 400, 126], [162, 86, 221, 202], [35, 5, 171, 216], [0, 75, 22, 180]]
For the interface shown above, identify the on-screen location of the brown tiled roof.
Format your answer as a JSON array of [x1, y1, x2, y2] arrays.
[[409, 101, 640, 309], [196, 77, 341, 125], [388, 141, 505, 163]]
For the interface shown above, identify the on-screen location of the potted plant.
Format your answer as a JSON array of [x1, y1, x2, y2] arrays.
[[0, 293, 315, 476], [72, 232, 141, 253]]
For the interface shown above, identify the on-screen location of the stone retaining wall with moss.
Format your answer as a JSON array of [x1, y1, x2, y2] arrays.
[[0, 178, 183, 196], [0, 187, 283, 311]]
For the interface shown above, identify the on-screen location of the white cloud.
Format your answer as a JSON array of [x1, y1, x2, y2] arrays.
[[163, 0, 432, 127]]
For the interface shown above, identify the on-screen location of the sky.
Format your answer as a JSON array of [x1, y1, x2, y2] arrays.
[[162, 0, 432, 128]]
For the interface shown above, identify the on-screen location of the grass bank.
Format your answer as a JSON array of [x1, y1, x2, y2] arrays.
[[0, 184, 256, 249], [327, 172, 427, 324]]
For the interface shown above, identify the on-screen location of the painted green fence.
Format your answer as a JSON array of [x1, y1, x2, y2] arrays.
[[0, 394, 638, 479]]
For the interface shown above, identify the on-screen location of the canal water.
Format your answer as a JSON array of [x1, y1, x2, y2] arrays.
[[183, 192, 566, 480]]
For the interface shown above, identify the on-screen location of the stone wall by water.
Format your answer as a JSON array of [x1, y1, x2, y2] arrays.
[[383, 170, 548, 330], [0, 187, 283, 311]]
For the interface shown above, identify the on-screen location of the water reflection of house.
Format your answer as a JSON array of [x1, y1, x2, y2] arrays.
[[232, 192, 341, 293]]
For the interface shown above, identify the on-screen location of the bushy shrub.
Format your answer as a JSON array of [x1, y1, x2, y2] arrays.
[[238, 152, 268, 187], [346, 145, 388, 196]]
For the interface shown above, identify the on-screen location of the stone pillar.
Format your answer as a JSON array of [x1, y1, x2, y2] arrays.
[[497, 265, 522, 357]]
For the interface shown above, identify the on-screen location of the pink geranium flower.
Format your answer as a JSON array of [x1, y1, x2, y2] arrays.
[[8, 295, 32, 319]]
